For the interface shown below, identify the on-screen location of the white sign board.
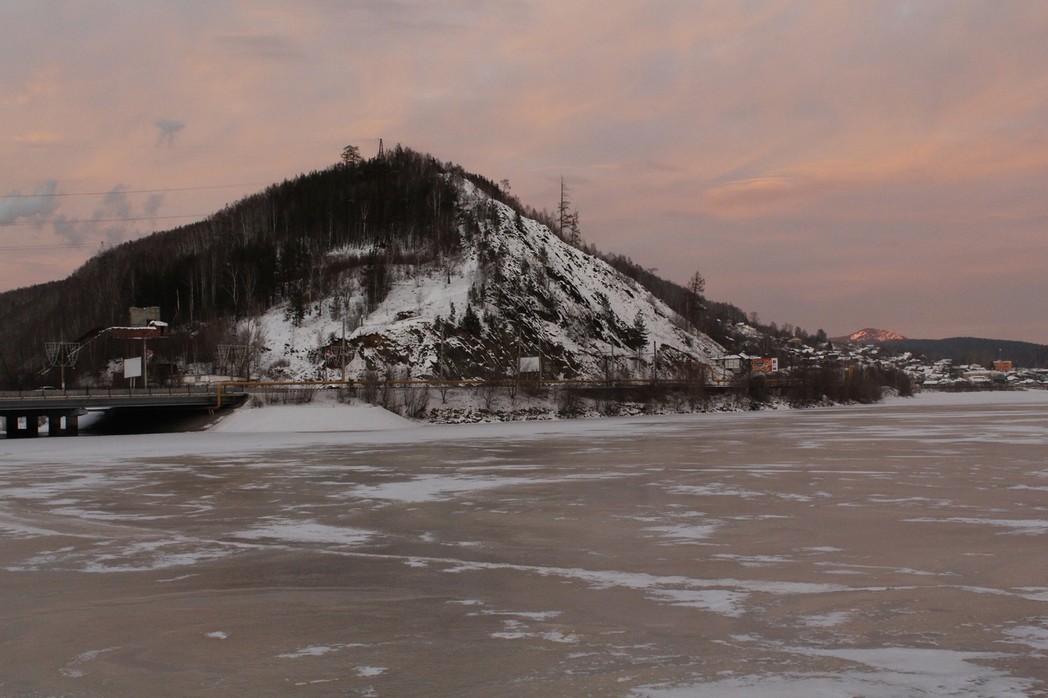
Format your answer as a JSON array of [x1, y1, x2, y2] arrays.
[[124, 356, 143, 379], [518, 356, 541, 373]]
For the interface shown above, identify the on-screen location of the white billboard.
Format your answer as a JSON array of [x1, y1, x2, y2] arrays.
[[518, 356, 541, 374], [124, 356, 143, 379]]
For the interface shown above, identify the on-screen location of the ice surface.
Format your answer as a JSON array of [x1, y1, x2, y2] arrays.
[[4, 391, 1048, 695], [212, 402, 414, 433], [235, 520, 375, 546]]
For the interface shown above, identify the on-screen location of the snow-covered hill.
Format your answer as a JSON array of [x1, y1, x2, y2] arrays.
[[247, 177, 724, 383], [836, 328, 908, 344]]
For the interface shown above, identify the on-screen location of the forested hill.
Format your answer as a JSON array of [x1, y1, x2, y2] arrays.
[[4, 146, 460, 329], [0, 146, 727, 388]]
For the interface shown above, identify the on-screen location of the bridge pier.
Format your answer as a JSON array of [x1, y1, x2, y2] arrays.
[[46, 412, 79, 437], [1, 413, 39, 438], [1, 410, 81, 438]]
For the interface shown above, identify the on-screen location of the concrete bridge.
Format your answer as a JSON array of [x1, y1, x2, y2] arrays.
[[0, 386, 246, 438]]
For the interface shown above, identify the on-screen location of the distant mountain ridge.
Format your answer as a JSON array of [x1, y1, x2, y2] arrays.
[[829, 327, 1048, 368], [833, 328, 907, 344], [882, 337, 1048, 369]]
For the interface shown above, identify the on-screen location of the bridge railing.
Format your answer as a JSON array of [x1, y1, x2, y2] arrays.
[[0, 384, 244, 402]]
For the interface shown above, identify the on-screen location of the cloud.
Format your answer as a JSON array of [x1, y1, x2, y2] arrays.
[[5, 67, 61, 106], [216, 33, 307, 62], [54, 185, 137, 247], [5, 1, 1048, 340], [701, 174, 819, 217], [155, 119, 185, 146], [143, 192, 164, 218], [14, 131, 63, 145], [0, 181, 58, 225]]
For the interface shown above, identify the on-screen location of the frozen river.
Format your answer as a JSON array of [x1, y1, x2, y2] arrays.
[[2, 391, 1048, 696]]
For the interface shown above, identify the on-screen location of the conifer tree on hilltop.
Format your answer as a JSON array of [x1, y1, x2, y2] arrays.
[[557, 177, 581, 247]]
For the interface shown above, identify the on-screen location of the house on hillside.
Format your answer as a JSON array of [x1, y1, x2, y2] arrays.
[[714, 354, 749, 373]]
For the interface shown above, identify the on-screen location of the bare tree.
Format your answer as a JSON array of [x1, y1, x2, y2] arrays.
[[554, 177, 582, 247], [401, 382, 430, 419], [557, 177, 571, 240]]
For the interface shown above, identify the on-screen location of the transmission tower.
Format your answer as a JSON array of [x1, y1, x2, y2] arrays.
[[44, 341, 82, 392], [217, 344, 249, 378]]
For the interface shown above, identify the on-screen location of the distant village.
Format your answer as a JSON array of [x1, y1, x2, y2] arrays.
[[780, 341, 1048, 391]]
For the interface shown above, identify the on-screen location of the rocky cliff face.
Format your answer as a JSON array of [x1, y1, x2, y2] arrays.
[[249, 178, 725, 382]]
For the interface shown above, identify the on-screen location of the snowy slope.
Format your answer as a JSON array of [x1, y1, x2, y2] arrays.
[[212, 400, 414, 433], [247, 177, 724, 382], [841, 328, 908, 344]]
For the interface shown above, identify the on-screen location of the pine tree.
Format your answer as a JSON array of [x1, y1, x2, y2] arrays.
[[461, 303, 482, 335], [340, 144, 362, 166], [687, 270, 705, 297], [627, 310, 648, 351], [687, 270, 706, 329]]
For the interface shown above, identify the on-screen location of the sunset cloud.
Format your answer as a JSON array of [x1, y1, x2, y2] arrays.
[[0, 181, 58, 225], [2, 1, 1047, 342]]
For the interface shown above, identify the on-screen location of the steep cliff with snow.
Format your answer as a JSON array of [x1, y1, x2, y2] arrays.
[[249, 178, 724, 382]]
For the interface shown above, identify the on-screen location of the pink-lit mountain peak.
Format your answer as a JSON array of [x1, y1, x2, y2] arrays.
[[846, 328, 907, 343]]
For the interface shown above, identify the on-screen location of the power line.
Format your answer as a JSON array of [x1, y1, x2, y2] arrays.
[[0, 243, 99, 251], [0, 182, 269, 199], [0, 214, 207, 228], [2, 137, 381, 151]]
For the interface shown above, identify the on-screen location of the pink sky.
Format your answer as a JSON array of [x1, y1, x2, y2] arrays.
[[3, 1, 1047, 343]]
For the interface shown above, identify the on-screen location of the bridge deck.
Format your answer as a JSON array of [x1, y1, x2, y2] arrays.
[[0, 386, 244, 412], [0, 387, 247, 438]]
